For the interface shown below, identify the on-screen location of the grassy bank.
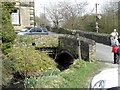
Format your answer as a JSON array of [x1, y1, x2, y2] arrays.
[[35, 60, 107, 88], [14, 35, 107, 88]]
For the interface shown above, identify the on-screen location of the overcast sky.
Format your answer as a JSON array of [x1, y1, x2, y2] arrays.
[[35, 0, 109, 16]]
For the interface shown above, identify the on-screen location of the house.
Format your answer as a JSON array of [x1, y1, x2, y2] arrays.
[[11, 0, 35, 31]]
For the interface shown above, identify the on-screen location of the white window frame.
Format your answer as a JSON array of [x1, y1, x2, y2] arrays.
[[11, 8, 20, 25]]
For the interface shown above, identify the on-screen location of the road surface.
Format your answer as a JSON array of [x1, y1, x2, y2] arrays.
[[96, 43, 114, 63], [96, 43, 119, 68]]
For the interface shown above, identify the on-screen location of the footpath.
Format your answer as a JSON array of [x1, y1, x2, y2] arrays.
[[88, 43, 119, 88]]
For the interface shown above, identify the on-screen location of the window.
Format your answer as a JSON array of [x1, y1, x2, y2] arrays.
[[11, 8, 20, 25], [36, 28, 42, 32], [30, 28, 36, 32], [42, 28, 48, 32]]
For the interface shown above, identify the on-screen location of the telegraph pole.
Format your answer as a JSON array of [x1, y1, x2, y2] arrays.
[[95, 3, 99, 33], [43, 4, 46, 27]]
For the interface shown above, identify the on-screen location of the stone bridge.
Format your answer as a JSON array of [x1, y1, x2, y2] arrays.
[[36, 29, 114, 70], [54, 34, 96, 70], [35, 33, 96, 70]]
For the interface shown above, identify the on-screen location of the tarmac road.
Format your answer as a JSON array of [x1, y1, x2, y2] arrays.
[[96, 43, 119, 68], [96, 43, 114, 63]]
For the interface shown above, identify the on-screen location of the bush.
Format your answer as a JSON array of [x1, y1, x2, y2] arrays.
[[1, 42, 13, 55], [2, 2, 16, 54], [2, 54, 13, 86], [8, 46, 56, 77]]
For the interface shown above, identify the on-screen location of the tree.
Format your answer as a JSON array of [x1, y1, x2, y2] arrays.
[[35, 14, 51, 27], [1, 2, 16, 54], [45, 4, 63, 28], [58, 1, 88, 29], [99, 2, 119, 33], [81, 14, 96, 32], [45, 1, 88, 29]]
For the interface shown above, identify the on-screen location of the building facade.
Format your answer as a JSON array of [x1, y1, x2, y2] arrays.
[[11, 0, 35, 30]]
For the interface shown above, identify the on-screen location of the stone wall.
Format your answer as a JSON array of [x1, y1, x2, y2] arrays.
[[58, 35, 79, 59], [58, 35, 96, 61], [51, 28, 111, 46], [76, 30, 111, 46]]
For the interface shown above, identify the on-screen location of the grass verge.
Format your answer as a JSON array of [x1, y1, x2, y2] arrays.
[[35, 60, 107, 88]]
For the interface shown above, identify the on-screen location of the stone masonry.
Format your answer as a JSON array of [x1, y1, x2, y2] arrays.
[[12, 0, 35, 30], [58, 35, 96, 61]]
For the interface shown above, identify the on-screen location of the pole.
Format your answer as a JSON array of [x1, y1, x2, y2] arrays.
[[95, 3, 99, 33], [77, 33, 81, 61], [44, 4, 46, 27]]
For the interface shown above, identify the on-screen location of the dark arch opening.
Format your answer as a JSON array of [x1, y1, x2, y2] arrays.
[[55, 52, 74, 71]]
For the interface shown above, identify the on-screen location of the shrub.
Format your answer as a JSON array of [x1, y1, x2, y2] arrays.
[[2, 54, 13, 86], [1, 2, 16, 54], [1, 42, 13, 55], [8, 46, 56, 77]]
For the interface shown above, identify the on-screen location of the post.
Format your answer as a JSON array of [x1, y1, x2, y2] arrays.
[[44, 4, 46, 27], [77, 33, 81, 60], [95, 3, 99, 33]]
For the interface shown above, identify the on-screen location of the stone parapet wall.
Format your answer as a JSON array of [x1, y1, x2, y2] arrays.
[[58, 35, 78, 59], [58, 35, 96, 61], [52, 28, 111, 46], [76, 30, 111, 46]]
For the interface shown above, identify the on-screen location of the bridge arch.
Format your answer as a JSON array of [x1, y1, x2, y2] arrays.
[[55, 50, 74, 71]]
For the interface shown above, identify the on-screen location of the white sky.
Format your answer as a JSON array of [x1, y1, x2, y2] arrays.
[[35, 0, 110, 16]]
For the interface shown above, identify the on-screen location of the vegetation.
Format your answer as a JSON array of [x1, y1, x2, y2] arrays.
[[83, 2, 119, 34], [2, 41, 56, 88], [1, 1, 16, 87], [1, 2, 16, 54], [81, 14, 96, 32], [2, 35, 58, 88], [35, 60, 107, 88], [2, 54, 13, 86], [98, 3, 118, 33], [8, 46, 56, 77], [35, 15, 51, 27], [2, 0, 117, 89], [42, 1, 119, 34]]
